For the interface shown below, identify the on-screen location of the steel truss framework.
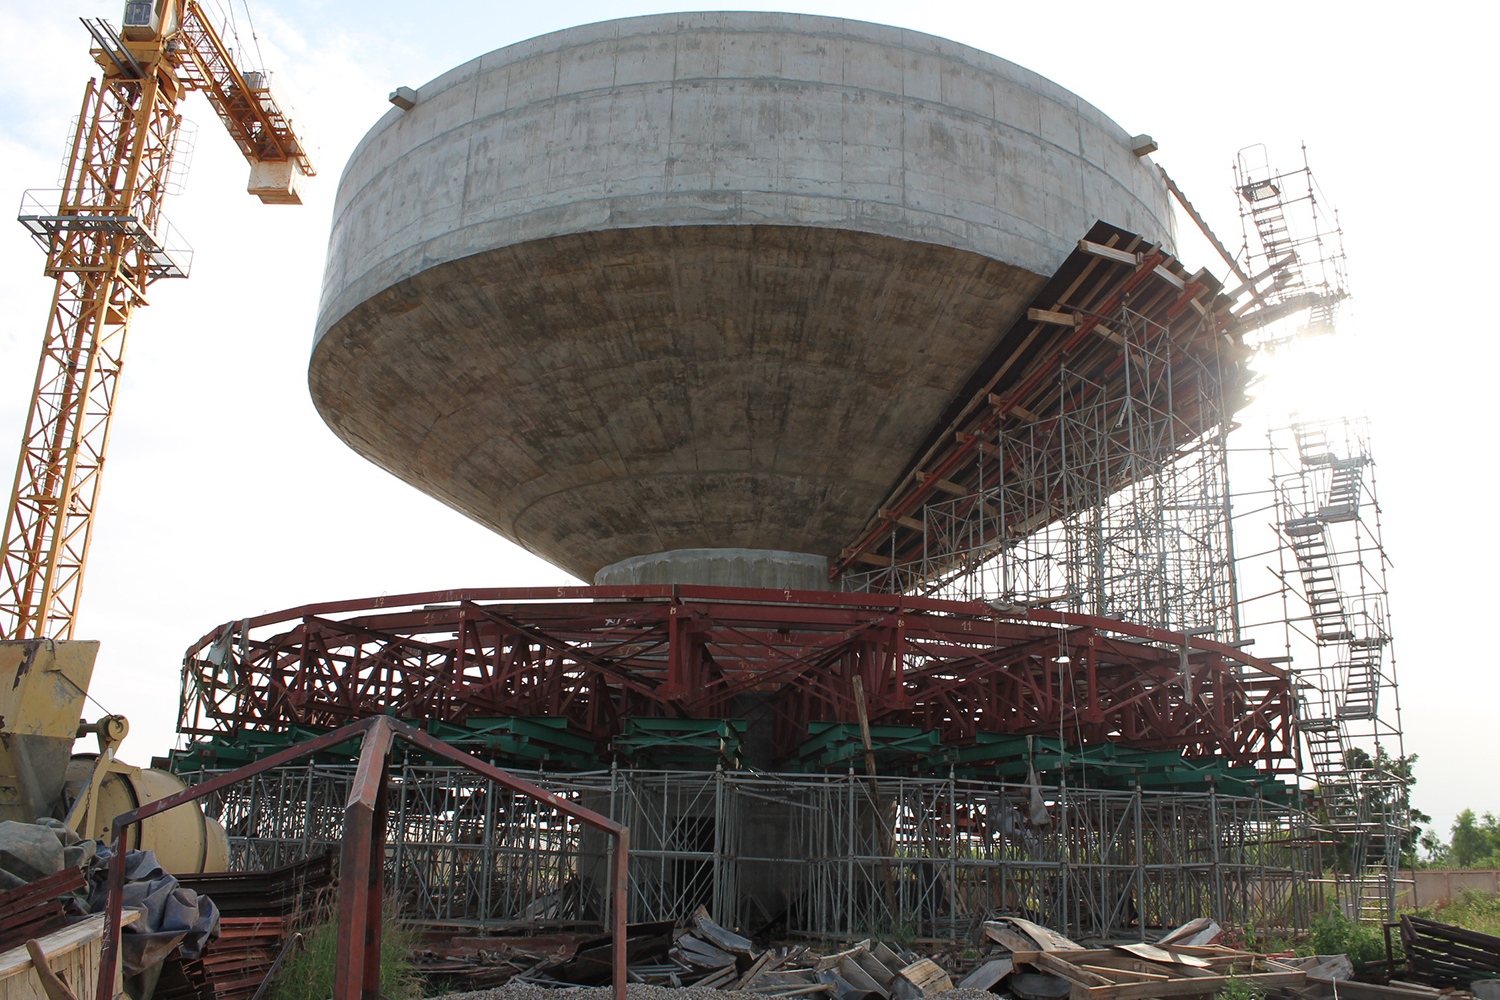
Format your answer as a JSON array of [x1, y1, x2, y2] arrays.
[[1255, 418, 1406, 919], [179, 588, 1294, 772], [175, 763, 1315, 941], [845, 304, 1237, 643]]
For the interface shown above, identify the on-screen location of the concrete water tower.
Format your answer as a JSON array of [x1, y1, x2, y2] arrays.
[[310, 12, 1175, 590]]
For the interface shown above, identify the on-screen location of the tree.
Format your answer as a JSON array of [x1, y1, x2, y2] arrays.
[[1450, 810, 1500, 868], [1333, 747, 1426, 869], [1418, 829, 1451, 867]]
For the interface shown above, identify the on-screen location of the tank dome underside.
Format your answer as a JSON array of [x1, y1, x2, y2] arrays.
[[311, 13, 1175, 581], [312, 224, 1045, 579]]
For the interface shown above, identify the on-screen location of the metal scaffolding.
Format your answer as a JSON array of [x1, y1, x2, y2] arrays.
[[845, 303, 1239, 643], [1232, 144, 1349, 352], [178, 763, 1314, 941], [1253, 417, 1407, 921]]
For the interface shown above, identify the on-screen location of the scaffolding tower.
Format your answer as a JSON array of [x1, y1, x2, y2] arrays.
[[1232, 145, 1349, 351], [1265, 417, 1407, 920], [845, 302, 1240, 643]]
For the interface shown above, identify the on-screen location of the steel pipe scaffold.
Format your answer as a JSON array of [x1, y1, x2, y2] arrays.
[[173, 764, 1314, 941]]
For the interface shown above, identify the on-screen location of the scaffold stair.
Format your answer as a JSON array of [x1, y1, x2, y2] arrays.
[[1303, 721, 1364, 829], [1284, 516, 1353, 641], [1323, 781, 1363, 829], [1246, 196, 1300, 285], [1303, 718, 1345, 776], [1319, 458, 1365, 522], [1304, 297, 1340, 336], [1358, 864, 1394, 922], [1294, 424, 1336, 467], [1339, 650, 1381, 721]]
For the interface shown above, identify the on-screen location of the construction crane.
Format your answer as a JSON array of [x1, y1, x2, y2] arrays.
[[0, 1, 313, 640]]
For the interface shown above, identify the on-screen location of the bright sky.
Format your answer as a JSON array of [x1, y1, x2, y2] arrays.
[[1, 1, 1494, 846]]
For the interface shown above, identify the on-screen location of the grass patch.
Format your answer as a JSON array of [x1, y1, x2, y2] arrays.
[[1412, 887, 1500, 937], [268, 907, 421, 1000], [1217, 975, 1264, 1000]]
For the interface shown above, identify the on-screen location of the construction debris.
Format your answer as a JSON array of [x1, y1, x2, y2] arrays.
[[160, 854, 334, 1000], [0, 866, 86, 954], [1155, 918, 1223, 948], [1008, 943, 1302, 999], [401, 909, 1327, 1000], [981, 920, 1082, 954], [1388, 915, 1500, 988], [1275, 954, 1354, 981], [956, 960, 1013, 992]]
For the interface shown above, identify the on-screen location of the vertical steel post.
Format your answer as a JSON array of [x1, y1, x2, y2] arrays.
[[334, 718, 393, 1000], [1134, 784, 1146, 942], [1209, 782, 1224, 925]]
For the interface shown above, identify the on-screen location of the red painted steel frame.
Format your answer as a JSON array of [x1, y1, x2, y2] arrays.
[[180, 585, 1296, 772], [97, 716, 629, 1000]]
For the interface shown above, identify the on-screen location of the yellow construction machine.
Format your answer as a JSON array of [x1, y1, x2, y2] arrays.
[[0, 641, 228, 872]]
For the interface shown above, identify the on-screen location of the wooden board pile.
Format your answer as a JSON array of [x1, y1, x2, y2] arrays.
[[623, 907, 964, 998], [400, 911, 1331, 1000], [421, 908, 975, 998], [1005, 942, 1304, 1000], [977, 918, 1314, 1000], [189, 917, 291, 1000], [174, 855, 333, 918], [411, 935, 586, 991]]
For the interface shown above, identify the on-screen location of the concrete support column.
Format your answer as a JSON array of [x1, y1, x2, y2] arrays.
[[594, 548, 834, 591]]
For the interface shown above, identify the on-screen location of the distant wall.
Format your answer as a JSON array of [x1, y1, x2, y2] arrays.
[[1396, 869, 1500, 908]]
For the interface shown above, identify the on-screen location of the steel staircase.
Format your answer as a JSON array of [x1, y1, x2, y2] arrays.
[[1303, 718, 1347, 782], [1283, 516, 1353, 641], [1319, 458, 1365, 523], [1241, 179, 1304, 296], [1304, 297, 1340, 336], [1357, 859, 1396, 922], [1294, 424, 1336, 467], [1339, 640, 1382, 721]]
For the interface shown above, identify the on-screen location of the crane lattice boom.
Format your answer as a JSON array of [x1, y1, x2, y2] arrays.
[[0, 2, 312, 640]]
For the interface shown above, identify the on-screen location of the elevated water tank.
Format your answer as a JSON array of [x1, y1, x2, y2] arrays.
[[312, 13, 1173, 587]]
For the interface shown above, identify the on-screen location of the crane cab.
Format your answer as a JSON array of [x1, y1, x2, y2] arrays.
[[121, 0, 180, 41]]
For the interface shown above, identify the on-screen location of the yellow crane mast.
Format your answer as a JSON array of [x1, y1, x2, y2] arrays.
[[0, 1, 313, 640]]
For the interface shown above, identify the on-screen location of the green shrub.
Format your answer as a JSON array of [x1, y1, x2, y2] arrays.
[[269, 909, 420, 1000], [1298, 907, 1387, 971]]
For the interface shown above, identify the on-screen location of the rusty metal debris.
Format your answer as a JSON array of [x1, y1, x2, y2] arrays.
[[0, 867, 85, 953], [96, 716, 631, 1000]]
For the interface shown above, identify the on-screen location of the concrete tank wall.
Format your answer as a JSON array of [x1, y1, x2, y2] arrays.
[[311, 12, 1174, 583]]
